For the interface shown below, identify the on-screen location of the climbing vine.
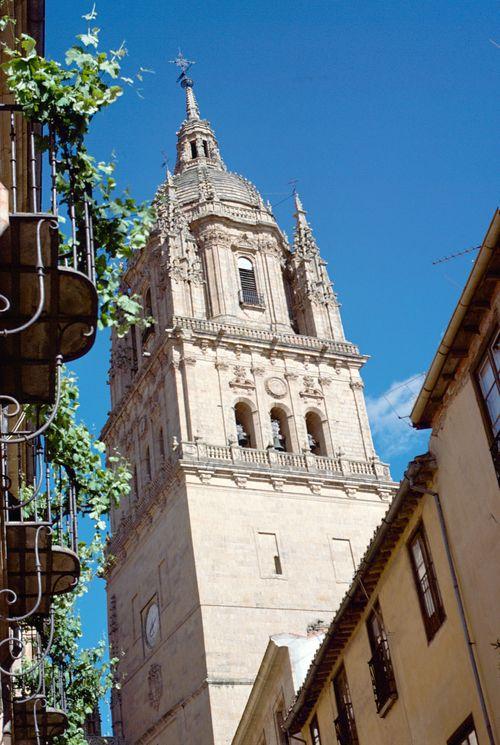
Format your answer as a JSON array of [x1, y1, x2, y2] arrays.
[[1, 6, 155, 335], [1, 7, 152, 742]]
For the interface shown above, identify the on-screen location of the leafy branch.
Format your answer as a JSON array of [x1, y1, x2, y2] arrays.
[[1, 13, 155, 335]]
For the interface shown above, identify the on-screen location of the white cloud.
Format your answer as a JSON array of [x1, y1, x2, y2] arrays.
[[366, 373, 429, 459]]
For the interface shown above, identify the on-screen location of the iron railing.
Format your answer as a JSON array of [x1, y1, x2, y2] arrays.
[[238, 288, 265, 307], [334, 704, 359, 745], [368, 638, 398, 714], [0, 435, 79, 624], [0, 103, 97, 282]]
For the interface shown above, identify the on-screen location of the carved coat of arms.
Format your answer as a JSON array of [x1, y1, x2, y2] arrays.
[[148, 663, 163, 710]]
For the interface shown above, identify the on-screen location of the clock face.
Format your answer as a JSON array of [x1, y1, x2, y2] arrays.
[[144, 602, 160, 649]]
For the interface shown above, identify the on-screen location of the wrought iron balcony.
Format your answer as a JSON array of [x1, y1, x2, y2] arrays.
[[238, 288, 265, 308], [3, 623, 69, 744], [368, 638, 398, 715], [334, 704, 359, 745], [0, 103, 98, 406], [0, 438, 80, 626]]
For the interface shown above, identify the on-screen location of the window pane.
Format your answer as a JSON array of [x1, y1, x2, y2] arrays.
[[478, 358, 495, 396], [486, 388, 500, 432]]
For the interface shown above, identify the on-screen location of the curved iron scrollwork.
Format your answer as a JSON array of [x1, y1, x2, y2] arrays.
[[0, 355, 63, 444], [0, 217, 54, 338]]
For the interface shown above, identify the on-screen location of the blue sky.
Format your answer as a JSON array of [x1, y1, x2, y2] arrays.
[[45, 0, 498, 731]]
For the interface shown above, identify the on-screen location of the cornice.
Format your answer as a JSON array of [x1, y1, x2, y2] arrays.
[[104, 318, 367, 440], [105, 443, 397, 571]]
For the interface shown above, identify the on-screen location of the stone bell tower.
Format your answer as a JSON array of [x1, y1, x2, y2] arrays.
[[102, 58, 396, 745]]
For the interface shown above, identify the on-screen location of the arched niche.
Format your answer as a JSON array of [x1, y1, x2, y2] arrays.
[[269, 405, 292, 452], [305, 409, 327, 456], [234, 399, 258, 449]]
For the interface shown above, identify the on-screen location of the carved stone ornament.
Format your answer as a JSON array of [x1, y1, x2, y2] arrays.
[[265, 376, 287, 399], [229, 365, 255, 390], [300, 375, 323, 399], [148, 664, 163, 710]]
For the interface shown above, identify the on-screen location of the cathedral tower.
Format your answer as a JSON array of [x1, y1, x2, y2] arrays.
[[103, 62, 395, 745]]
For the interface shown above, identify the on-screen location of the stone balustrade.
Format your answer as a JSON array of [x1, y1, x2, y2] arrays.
[[176, 440, 391, 481], [172, 315, 360, 357]]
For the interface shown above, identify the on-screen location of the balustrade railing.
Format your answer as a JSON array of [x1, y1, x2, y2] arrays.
[[238, 288, 265, 307], [179, 441, 390, 480], [172, 315, 360, 357]]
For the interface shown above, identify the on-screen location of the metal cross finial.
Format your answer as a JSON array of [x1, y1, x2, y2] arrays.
[[169, 51, 196, 83]]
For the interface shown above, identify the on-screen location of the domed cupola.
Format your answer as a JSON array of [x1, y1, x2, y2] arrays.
[[170, 54, 271, 217]]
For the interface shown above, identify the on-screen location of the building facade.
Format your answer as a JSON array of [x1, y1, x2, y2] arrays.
[[103, 67, 396, 745], [232, 630, 325, 745], [283, 211, 499, 745]]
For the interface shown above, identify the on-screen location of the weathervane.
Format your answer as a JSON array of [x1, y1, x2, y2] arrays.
[[169, 51, 196, 87]]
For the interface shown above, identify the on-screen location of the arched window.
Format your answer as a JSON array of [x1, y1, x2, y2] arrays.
[[234, 402, 256, 448], [145, 446, 152, 482], [190, 140, 197, 159], [238, 256, 262, 307], [305, 411, 326, 456], [270, 407, 291, 452]]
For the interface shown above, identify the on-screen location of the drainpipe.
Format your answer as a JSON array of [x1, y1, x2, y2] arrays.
[[407, 478, 496, 745]]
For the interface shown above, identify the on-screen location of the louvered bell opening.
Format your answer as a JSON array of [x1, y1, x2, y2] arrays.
[[239, 267, 264, 307]]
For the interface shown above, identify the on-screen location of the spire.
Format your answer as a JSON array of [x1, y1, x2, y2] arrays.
[[184, 79, 200, 120], [293, 191, 319, 258], [294, 190, 308, 227], [170, 52, 226, 174], [170, 51, 200, 120]]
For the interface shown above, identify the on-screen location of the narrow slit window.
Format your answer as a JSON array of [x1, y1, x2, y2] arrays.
[[256, 532, 283, 577], [202, 139, 209, 157], [190, 140, 197, 159]]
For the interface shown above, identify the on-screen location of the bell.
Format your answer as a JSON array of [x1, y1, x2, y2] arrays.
[[271, 419, 285, 452], [236, 423, 249, 448], [308, 433, 318, 453]]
